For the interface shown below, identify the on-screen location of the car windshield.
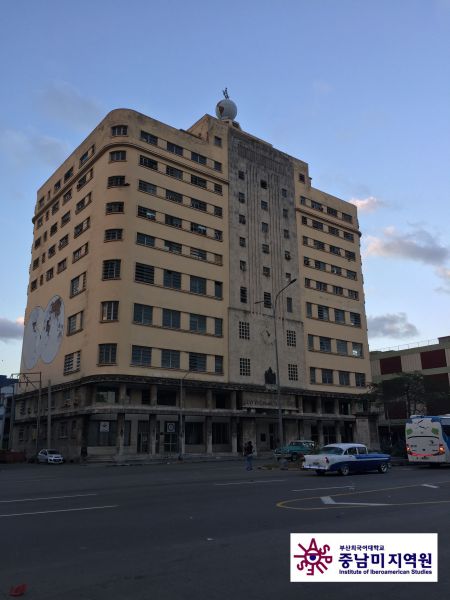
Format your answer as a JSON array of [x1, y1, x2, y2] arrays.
[[318, 446, 344, 455], [47, 450, 60, 455]]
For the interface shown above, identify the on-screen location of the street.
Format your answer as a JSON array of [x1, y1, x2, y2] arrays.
[[1, 460, 449, 599]]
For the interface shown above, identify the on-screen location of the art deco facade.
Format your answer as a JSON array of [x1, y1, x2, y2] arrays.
[[13, 106, 371, 460]]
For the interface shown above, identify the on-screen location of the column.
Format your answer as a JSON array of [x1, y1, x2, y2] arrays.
[[297, 395, 303, 414], [317, 421, 324, 447], [335, 422, 342, 443], [149, 414, 157, 455], [297, 420, 305, 439], [242, 418, 257, 455], [206, 389, 214, 410], [230, 391, 237, 411], [206, 416, 213, 454], [116, 412, 125, 457], [119, 383, 128, 405], [231, 417, 238, 455], [334, 398, 339, 416], [129, 418, 138, 453]]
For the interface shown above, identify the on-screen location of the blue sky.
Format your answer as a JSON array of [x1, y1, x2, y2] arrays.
[[1, 0, 450, 375]]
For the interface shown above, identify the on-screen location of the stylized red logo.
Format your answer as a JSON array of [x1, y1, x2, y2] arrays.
[[293, 538, 333, 575]]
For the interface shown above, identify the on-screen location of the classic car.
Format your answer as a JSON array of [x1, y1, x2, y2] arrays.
[[302, 443, 391, 476], [274, 440, 316, 462]]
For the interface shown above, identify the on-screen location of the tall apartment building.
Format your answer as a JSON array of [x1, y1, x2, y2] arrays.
[[14, 97, 371, 460]]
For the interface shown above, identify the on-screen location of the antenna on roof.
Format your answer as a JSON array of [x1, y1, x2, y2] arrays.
[[222, 88, 229, 99]]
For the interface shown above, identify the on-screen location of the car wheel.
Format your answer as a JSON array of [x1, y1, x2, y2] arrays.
[[339, 464, 350, 476], [378, 462, 388, 474], [315, 470, 326, 476]]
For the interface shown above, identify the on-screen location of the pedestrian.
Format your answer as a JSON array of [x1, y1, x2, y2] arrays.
[[243, 441, 254, 471]]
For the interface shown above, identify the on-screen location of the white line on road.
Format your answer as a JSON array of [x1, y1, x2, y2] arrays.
[[292, 486, 355, 492], [422, 484, 439, 489], [321, 496, 336, 504], [0, 493, 98, 504], [0, 505, 118, 518], [214, 479, 286, 486], [320, 496, 388, 506]]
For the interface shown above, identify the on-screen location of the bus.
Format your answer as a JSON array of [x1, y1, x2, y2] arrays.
[[405, 415, 450, 465]]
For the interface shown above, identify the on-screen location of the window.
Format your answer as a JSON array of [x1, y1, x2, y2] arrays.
[[355, 373, 366, 387], [286, 297, 293, 313], [67, 311, 83, 334], [135, 263, 154, 284], [133, 303, 152, 325], [316, 281, 327, 292], [189, 313, 207, 333], [50, 223, 58, 236], [64, 351, 81, 374], [300, 196, 307, 206], [191, 198, 207, 212], [108, 175, 126, 187], [164, 269, 183, 290], [329, 245, 341, 256], [140, 130, 158, 145], [189, 247, 206, 261], [164, 240, 182, 254], [352, 342, 363, 357], [103, 259, 121, 280], [214, 205, 222, 217], [57, 259, 67, 273], [312, 220, 323, 231], [75, 192, 90, 213], [335, 308, 345, 323], [322, 369, 333, 384], [101, 301, 119, 322], [342, 213, 353, 223], [98, 344, 117, 365], [138, 180, 157, 195], [214, 281, 223, 299], [350, 312, 361, 327], [284, 229, 290, 239], [240, 287, 247, 303], [283, 209, 288, 219], [260, 179, 267, 189], [214, 254, 223, 265], [347, 269, 357, 280], [79, 145, 94, 166], [214, 318, 223, 337], [214, 356, 224, 374], [263, 266, 270, 277], [159, 349, 179, 369], [240, 358, 251, 376], [167, 141, 183, 156], [139, 155, 157, 170], [333, 285, 343, 296], [111, 125, 127, 136], [286, 330, 296, 347], [345, 250, 356, 261], [131, 345, 152, 367], [137, 205, 156, 220], [70, 272, 86, 296], [344, 232, 354, 242], [240, 260, 247, 272], [239, 214, 246, 224], [239, 321, 250, 340], [64, 167, 73, 182], [348, 289, 359, 300], [317, 305, 329, 321], [214, 136, 222, 147], [299, 173, 306, 183], [136, 232, 155, 247], [166, 165, 183, 179], [339, 371, 350, 386], [311, 200, 323, 211], [191, 175, 207, 188], [191, 151, 207, 165], [306, 302, 312, 317], [48, 245, 56, 258], [288, 364, 298, 381], [319, 337, 331, 352], [314, 240, 325, 251], [110, 150, 126, 161], [337, 340, 348, 355], [308, 334, 314, 350], [74, 217, 90, 237], [166, 189, 182, 203], [61, 211, 71, 226], [262, 244, 270, 254], [52, 201, 60, 215], [214, 183, 222, 194], [73, 242, 89, 261], [261, 200, 268, 210], [191, 222, 207, 236], [328, 226, 339, 236], [190, 275, 206, 295], [261, 222, 269, 233], [331, 265, 342, 275], [264, 292, 272, 308], [165, 214, 182, 228], [310, 367, 316, 384], [304, 278, 311, 288], [104, 229, 123, 242], [214, 161, 222, 172], [189, 353, 207, 372], [30, 279, 37, 291], [162, 309, 180, 329], [238, 192, 245, 203], [315, 260, 326, 271], [54, 180, 61, 192], [238, 170, 245, 180], [239, 237, 246, 247]]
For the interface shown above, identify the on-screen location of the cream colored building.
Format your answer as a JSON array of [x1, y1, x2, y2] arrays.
[[14, 99, 372, 460]]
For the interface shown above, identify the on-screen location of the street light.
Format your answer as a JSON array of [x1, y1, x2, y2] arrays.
[[257, 278, 297, 448]]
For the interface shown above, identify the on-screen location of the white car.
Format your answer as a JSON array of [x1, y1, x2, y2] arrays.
[[303, 443, 391, 476], [37, 449, 65, 464]]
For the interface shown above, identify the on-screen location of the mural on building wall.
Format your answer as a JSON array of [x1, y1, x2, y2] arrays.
[[22, 296, 65, 369]]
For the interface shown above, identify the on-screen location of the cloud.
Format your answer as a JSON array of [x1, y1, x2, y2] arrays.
[[435, 267, 450, 294], [368, 313, 419, 339], [365, 226, 449, 266], [0, 129, 69, 168], [349, 196, 386, 213], [0, 318, 24, 342], [37, 81, 103, 131]]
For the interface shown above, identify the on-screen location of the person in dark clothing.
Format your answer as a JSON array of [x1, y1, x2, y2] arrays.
[[243, 441, 254, 471]]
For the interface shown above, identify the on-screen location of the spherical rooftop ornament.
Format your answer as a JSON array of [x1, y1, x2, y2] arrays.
[[216, 88, 237, 121]]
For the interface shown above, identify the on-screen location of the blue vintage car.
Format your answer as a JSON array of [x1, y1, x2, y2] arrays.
[[303, 443, 391, 476]]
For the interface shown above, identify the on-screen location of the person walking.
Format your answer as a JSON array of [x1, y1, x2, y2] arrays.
[[243, 441, 254, 471]]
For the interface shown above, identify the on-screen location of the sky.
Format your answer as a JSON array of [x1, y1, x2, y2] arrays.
[[1, 0, 450, 376]]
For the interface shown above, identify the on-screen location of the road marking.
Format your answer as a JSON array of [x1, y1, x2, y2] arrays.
[[291, 486, 354, 492], [320, 496, 388, 506], [0, 505, 118, 518], [422, 484, 439, 489], [321, 496, 335, 504], [0, 493, 98, 504], [214, 479, 286, 486], [278, 499, 450, 511]]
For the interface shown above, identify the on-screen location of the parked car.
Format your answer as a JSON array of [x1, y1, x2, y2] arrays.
[[303, 443, 391, 476], [36, 449, 65, 464], [274, 440, 316, 462]]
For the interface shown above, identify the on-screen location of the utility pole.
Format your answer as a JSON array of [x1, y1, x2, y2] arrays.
[[47, 380, 52, 448]]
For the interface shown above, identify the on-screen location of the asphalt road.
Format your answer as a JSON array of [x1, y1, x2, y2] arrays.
[[1, 460, 450, 600]]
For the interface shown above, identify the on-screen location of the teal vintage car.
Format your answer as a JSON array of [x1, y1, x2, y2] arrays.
[[274, 440, 316, 462]]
